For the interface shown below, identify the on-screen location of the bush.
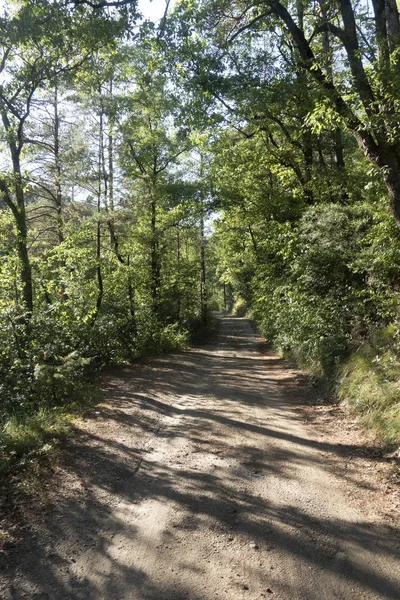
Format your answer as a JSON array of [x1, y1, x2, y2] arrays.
[[339, 324, 400, 446], [0, 299, 190, 483], [0, 407, 73, 478], [138, 320, 188, 355], [251, 204, 388, 376], [232, 297, 248, 317]]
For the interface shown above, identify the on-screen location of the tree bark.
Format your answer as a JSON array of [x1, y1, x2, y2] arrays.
[[177, 228, 181, 321], [15, 206, 33, 315], [150, 190, 160, 315], [386, 0, 400, 73], [91, 101, 105, 325], [54, 80, 64, 246], [199, 156, 207, 326], [381, 150, 400, 223], [0, 105, 34, 314]]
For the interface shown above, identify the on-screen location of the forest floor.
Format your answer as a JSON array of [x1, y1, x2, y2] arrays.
[[1, 315, 400, 600]]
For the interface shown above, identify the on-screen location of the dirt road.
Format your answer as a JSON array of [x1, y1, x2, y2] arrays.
[[1, 316, 400, 599]]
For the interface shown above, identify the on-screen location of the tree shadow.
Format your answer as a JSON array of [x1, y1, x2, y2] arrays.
[[1, 315, 399, 599]]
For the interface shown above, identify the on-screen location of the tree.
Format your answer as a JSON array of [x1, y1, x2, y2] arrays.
[[192, 0, 400, 227], [0, 0, 123, 315], [119, 38, 190, 316]]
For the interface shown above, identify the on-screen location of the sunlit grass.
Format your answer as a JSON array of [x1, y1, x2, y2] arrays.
[[339, 325, 400, 447], [0, 383, 99, 496], [0, 409, 71, 476]]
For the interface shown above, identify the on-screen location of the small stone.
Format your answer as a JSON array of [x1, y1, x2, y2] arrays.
[[249, 542, 259, 550]]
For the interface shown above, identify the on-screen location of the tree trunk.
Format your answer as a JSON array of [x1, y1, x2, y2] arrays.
[[302, 127, 314, 204], [52, 81, 69, 301], [54, 80, 64, 245], [15, 206, 33, 315], [91, 103, 104, 325], [106, 85, 125, 264], [150, 192, 160, 315], [386, 0, 400, 73], [382, 154, 400, 227], [1, 90, 34, 316], [8, 153, 33, 314], [0, 175, 33, 315], [127, 256, 137, 333], [199, 156, 207, 326], [200, 204, 207, 326], [177, 228, 181, 321], [318, 0, 347, 200]]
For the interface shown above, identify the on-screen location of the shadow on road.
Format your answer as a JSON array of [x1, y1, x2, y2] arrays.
[[2, 316, 400, 600]]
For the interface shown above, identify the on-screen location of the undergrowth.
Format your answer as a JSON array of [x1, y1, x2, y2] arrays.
[[189, 313, 219, 344], [0, 316, 210, 502], [338, 324, 400, 447], [252, 300, 400, 448], [0, 385, 97, 506], [232, 297, 248, 317]]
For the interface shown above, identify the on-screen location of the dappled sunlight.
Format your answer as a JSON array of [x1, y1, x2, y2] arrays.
[[2, 316, 399, 599]]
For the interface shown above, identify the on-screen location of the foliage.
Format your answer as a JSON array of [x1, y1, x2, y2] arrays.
[[0, 3, 215, 483], [2, 0, 400, 472], [339, 325, 400, 445]]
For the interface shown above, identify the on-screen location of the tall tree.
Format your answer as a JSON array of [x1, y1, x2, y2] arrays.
[[0, 0, 124, 314], [195, 0, 400, 226], [119, 40, 189, 316]]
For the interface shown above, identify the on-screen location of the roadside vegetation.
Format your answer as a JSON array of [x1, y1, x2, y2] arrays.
[[1, 0, 400, 491]]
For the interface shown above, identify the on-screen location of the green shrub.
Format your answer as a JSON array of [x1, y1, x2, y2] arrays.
[[136, 318, 188, 355], [232, 297, 248, 317], [338, 325, 400, 446], [0, 407, 75, 478]]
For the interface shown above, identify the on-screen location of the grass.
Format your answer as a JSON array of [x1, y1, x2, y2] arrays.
[[1, 408, 73, 476], [255, 306, 400, 448], [0, 385, 99, 507], [232, 297, 248, 317], [338, 325, 400, 447]]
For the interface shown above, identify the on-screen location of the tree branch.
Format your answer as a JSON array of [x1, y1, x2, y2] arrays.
[[70, 0, 136, 9], [227, 11, 272, 44], [157, 0, 171, 41], [264, 0, 381, 159], [24, 138, 56, 154], [128, 142, 147, 175]]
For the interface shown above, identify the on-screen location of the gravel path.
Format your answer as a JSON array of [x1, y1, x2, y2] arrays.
[[1, 315, 400, 599]]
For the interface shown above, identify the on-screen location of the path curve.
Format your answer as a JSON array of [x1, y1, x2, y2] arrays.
[[1, 315, 400, 599]]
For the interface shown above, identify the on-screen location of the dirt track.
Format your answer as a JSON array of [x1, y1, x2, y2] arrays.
[[1, 315, 400, 599]]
